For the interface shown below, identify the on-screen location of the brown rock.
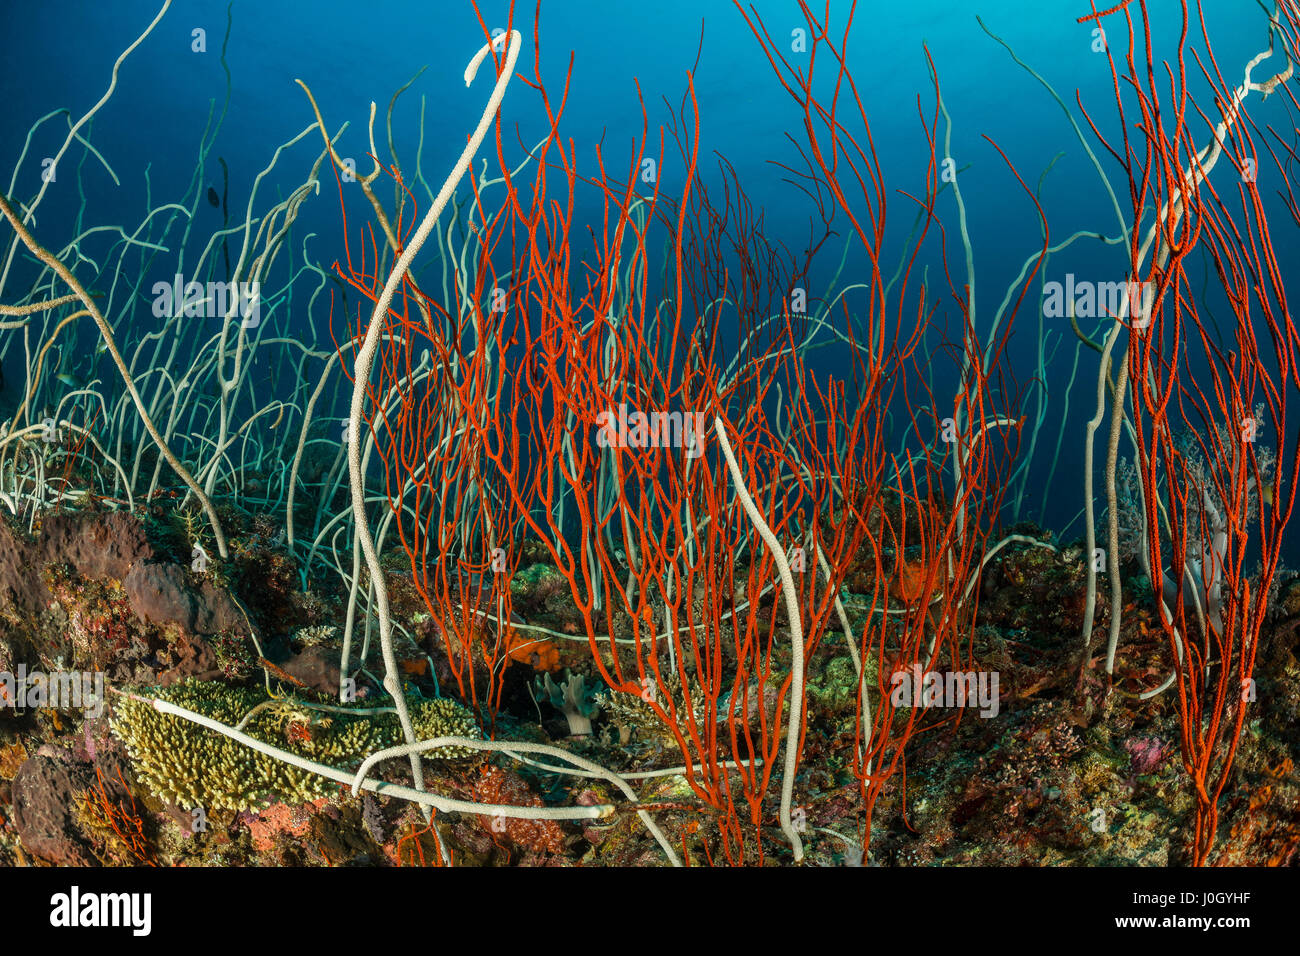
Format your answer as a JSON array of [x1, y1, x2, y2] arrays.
[[11, 751, 96, 866], [122, 563, 246, 684], [0, 518, 45, 616], [193, 579, 248, 636], [0, 511, 155, 619], [123, 562, 248, 638], [39, 512, 154, 581], [278, 645, 342, 696], [124, 562, 195, 631], [155, 630, 221, 686], [3, 511, 252, 687]]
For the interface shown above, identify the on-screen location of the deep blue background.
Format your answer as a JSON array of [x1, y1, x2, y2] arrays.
[[0, 0, 1289, 539]]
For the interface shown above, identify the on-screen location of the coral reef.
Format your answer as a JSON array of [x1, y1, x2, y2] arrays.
[[110, 679, 480, 810], [1, 0, 1298, 873]]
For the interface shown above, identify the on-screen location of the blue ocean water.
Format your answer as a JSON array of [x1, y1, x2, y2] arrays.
[[0, 0, 1286, 539]]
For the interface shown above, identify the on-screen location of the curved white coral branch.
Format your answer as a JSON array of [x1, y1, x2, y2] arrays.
[[345, 28, 522, 804], [713, 415, 806, 863]]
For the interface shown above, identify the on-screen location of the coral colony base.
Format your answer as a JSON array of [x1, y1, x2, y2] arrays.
[[0, 0, 1298, 871]]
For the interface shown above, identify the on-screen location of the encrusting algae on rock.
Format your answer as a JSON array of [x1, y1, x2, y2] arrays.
[[110, 679, 481, 811]]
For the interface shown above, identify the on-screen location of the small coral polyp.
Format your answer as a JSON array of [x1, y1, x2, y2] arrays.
[[110, 679, 480, 811]]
